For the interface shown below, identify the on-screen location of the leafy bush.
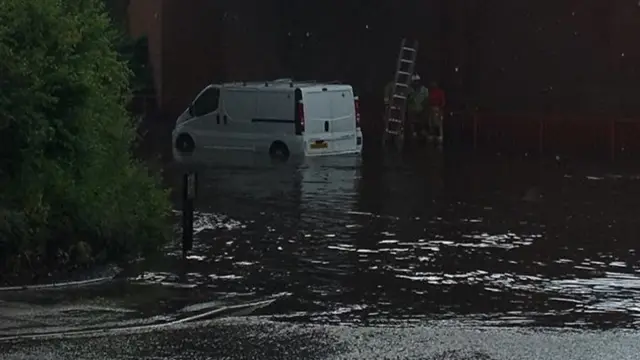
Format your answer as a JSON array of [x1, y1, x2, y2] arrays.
[[0, 0, 171, 277]]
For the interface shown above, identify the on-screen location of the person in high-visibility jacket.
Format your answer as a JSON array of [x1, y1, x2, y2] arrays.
[[407, 73, 429, 139], [427, 81, 446, 143]]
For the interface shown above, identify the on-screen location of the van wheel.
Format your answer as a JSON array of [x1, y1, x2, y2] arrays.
[[269, 141, 290, 160], [175, 133, 195, 154]]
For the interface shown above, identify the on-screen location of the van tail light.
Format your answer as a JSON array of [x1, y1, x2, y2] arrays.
[[354, 96, 361, 128], [294, 89, 304, 135], [297, 101, 305, 134]]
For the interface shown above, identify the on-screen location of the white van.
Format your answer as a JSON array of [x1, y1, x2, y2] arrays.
[[172, 79, 363, 161]]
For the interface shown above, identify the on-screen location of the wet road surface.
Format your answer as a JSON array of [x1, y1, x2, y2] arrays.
[[2, 148, 640, 359], [3, 317, 640, 359]]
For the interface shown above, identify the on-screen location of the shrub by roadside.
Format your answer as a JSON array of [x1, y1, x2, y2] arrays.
[[0, 0, 171, 283]]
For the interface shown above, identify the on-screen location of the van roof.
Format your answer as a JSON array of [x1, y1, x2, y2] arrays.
[[215, 79, 351, 92]]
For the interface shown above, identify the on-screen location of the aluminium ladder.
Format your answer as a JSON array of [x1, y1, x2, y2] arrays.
[[383, 38, 419, 150]]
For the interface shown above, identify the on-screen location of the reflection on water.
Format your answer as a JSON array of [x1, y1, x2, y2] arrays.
[[145, 150, 640, 329], [157, 150, 640, 328], [20, 149, 640, 332]]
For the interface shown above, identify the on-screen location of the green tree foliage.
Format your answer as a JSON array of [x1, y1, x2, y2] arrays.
[[0, 0, 171, 276], [119, 35, 154, 96], [102, 0, 152, 96]]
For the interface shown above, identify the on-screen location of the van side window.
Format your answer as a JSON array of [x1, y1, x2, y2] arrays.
[[192, 87, 220, 117]]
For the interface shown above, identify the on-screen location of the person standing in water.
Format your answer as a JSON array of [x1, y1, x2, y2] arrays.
[[427, 81, 446, 143], [406, 73, 429, 140]]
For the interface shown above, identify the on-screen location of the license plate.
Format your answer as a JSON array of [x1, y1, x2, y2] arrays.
[[310, 141, 328, 149]]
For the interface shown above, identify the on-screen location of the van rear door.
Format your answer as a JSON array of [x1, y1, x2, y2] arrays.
[[301, 90, 334, 154], [325, 87, 357, 153], [302, 86, 357, 154]]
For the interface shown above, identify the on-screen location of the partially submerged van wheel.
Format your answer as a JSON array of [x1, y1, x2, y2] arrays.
[[175, 133, 195, 154], [269, 141, 290, 161]]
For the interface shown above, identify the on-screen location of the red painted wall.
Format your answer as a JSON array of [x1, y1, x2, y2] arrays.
[[159, 0, 284, 120], [128, 0, 640, 156]]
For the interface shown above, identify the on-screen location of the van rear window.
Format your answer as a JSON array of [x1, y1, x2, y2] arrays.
[[302, 92, 332, 119], [328, 90, 354, 119]]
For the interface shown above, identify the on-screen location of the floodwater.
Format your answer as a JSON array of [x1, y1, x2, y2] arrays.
[[2, 147, 640, 359], [158, 148, 640, 329]]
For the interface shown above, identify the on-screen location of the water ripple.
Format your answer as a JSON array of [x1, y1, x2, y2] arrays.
[[152, 154, 640, 329]]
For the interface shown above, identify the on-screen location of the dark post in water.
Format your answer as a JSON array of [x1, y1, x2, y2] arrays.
[[182, 171, 198, 258]]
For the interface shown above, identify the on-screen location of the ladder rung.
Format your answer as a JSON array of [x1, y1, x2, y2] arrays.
[[385, 129, 402, 135], [393, 94, 406, 99], [388, 118, 403, 123], [395, 83, 408, 87], [400, 59, 413, 64], [402, 47, 416, 52], [398, 71, 411, 76]]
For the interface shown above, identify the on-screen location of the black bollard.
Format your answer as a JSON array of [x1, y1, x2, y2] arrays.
[[182, 171, 198, 258]]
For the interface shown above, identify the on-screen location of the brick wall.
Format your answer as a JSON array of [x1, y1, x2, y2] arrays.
[[129, 0, 640, 156], [159, 0, 284, 121]]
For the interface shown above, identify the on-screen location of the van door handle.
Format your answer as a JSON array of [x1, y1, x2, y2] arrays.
[[223, 115, 228, 125], [216, 114, 220, 124], [324, 121, 329, 132]]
